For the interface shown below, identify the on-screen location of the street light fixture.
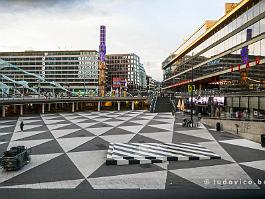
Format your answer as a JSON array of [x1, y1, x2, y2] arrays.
[[190, 52, 194, 127]]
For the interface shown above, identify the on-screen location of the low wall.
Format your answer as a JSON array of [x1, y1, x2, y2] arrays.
[[201, 118, 265, 143]]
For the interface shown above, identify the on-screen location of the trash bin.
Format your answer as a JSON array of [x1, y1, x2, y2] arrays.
[[216, 122, 221, 132], [261, 134, 265, 147]]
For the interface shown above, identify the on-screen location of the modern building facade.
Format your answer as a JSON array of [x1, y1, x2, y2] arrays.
[[0, 50, 99, 95], [162, 0, 265, 93], [106, 53, 147, 91], [146, 75, 156, 91]]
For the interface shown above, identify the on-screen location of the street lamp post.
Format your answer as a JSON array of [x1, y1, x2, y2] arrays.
[[190, 52, 194, 127]]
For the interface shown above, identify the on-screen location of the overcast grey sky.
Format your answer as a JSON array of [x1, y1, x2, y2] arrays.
[[0, 0, 239, 81]]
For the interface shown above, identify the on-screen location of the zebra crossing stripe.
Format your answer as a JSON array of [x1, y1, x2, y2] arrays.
[[106, 143, 221, 165], [147, 143, 219, 157], [132, 143, 216, 158]]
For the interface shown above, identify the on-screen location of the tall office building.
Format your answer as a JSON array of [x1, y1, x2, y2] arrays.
[[106, 53, 147, 91], [0, 50, 99, 94]]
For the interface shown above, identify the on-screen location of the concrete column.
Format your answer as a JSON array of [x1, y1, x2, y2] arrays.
[[20, 104, 23, 116], [48, 103, 51, 112], [98, 101, 101, 112], [76, 102, 79, 111], [72, 102, 75, 113], [2, 106, 5, 117], [117, 101, 121, 111], [13, 105, 17, 113], [131, 101, 135, 111], [42, 103, 45, 114]]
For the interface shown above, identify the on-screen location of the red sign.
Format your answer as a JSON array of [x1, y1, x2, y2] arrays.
[[112, 78, 121, 88]]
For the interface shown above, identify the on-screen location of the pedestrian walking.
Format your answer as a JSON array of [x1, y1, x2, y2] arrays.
[[20, 121, 24, 132]]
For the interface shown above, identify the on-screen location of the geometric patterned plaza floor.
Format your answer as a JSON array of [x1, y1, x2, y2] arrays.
[[0, 110, 265, 191]]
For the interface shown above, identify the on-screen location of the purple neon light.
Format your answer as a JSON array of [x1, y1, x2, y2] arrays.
[[99, 25, 106, 62]]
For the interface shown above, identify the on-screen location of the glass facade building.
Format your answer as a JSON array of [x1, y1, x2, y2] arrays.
[[162, 0, 265, 93], [0, 50, 99, 94], [106, 54, 147, 91]]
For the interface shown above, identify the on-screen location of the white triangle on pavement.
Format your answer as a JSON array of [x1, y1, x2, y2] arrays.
[[117, 116, 134, 121], [0, 120, 16, 124], [46, 123, 72, 131], [87, 170, 167, 189], [70, 118, 89, 123], [100, 134, 135, 143], [0, 133, 12, 136], [140, 131, 173, 143], [22, 119, 42, 124], [11, 131, 47, 141], [0, 125, 14, 129], [76, 122, 99, 129], [20, 116, 39, 120], [130, 119, 151, 126], [102, 121, 125, 127], [240, 160, 265, 172], [93, 117, 111, 122], [67, 150, 106, 178], [8, 139, 53, 150], [16, 124, 43, 132], [86, 127, 114, 136], [148, 124, 174, 132], [199, 141, 236, 163], [43, 120, 67, 125], [152, 118, 174, 124], [57, 136, 95, 152], [137, 115, 156, 120], [0, 153, 62, 184], [0, 179, 83, 189], [84, 115, 101, 119], [51, 129, 81, 139], [41, 116, 62, 120], [118, 125, 145, 134]]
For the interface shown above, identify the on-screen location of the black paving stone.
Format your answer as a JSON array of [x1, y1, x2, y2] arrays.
[[17, 131, 54, 141], [166, 171, 202, 190], [129, 134, 163, 143], [101, 127, 134, 136], [70, 137, 109, 152], [30, 139, 64, 155], [88, 123, 113, 128], [0, 154, 83, 186], [219, 142, 265, 163], [168, 159, 234, 170], [61, 129, 95, 138], [240, 164, 265, 189], [172, 132, 212, 144], [138, 126, 169, 134], [89, 163, 165, 178]]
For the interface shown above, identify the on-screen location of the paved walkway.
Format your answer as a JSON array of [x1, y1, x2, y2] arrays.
[[0, 111, 265, 198]]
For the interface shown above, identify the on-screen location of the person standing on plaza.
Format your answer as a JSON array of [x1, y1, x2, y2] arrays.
[[20, 121, 24, 132]]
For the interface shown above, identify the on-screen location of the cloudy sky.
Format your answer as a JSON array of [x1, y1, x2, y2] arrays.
[[0, 0, 239, 81]]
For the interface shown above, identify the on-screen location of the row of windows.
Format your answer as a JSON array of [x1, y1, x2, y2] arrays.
[[164, 38, 265, 92], [168, 17, 265, 78], [167, 0, 265, 68]]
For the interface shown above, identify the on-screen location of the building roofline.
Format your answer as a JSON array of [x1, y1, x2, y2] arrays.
[[164, 0, 251, 68], [0, 50, 98, 54]]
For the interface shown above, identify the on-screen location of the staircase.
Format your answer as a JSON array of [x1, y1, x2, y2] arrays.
[[152, 97, 173, 113]]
